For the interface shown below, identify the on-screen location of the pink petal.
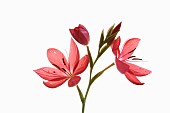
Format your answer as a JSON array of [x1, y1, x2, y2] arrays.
[[119, 38, 140, 61], [124, 72, 144, 85], [34, 67, 66, 80], [111, 36, 121, 57], [47, 48, 68, 70], [79, 24, 88, 31], [68, 76, 81, 87], [126, 62, 152, 76], [68, 39, 80, 73], [78, 24, 90, 45], [69, 28, 80, 44], [43, 79, 68, 88], [116, 58, 129, 74], [69, 29, 75, 36], [78, 30, 90, 45], [74, 55, 89, 75]]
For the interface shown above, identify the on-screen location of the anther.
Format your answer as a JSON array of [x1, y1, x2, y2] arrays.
[[52, 64, 60, 69], [62, 68, 66, 72], [128, 56, 136, 59], [62, 58, 66, 65], [132, 58, 142, 60]]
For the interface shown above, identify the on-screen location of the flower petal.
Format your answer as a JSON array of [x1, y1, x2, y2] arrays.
[[124, 72, 144, 85], [126, 62, 152, 76], [34, 67, 67, 80], [74, 55, 89, 75], [43, 79, 68, 88], [111, 36, 121, 57], [68, 39, 80, 73], [115, 58, 129, 74], [78, 24, 90, 45], [47, 48, 68, 70], [69, 28, 80, 44], [119, 38, 140, 60], [68, 76, 81, 87], [79, 24, 88, 31]]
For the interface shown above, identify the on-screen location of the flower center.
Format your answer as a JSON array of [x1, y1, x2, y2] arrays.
[[61, 68, 73, 78], [52, 58, 74, 78]]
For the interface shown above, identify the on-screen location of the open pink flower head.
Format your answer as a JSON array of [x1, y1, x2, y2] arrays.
[[69, 24, 90, 45], [34, 39, 89, 88], [111, 36, 151, 85]]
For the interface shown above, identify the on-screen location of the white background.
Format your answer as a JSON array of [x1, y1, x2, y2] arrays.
[[0, 0, 169, 113]]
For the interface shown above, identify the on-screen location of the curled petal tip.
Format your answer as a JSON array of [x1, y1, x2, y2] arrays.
[[125, 72, 145, 85]]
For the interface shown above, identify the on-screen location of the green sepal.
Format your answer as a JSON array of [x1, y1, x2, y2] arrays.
[[76, 85, 84, 103], [87, 46, 93, 68]]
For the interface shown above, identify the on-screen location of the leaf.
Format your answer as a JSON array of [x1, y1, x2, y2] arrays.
[[98, 44, 110, 58], [86, 46, 93, 68], [99, 29, 105, 48], [90, 70, 104, 85], [104, 30, 119, 44], [90, 62, 115, 85], [106, 24, 115, 39], [76, 85, 84, 103]]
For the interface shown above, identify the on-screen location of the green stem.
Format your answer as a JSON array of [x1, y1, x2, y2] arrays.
[[81, 47, 98, 113], [82, 100, 85, 113], [79, 46, 114, 113], [101, 62, 115, 73], [85, 46, 100, 99], [81, 62, 114, 113]]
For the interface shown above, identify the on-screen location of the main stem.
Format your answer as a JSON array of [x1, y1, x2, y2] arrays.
[[81, 56, 114, 113], [82, 61, 94, 113]]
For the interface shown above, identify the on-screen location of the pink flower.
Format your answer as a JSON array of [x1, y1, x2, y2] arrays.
[[111, 36, 151, 85], [69, 24, 90, 45], [34, 39, 89, 88]]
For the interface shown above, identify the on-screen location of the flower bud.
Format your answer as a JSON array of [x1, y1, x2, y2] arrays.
[[69, 24, 90, 45]]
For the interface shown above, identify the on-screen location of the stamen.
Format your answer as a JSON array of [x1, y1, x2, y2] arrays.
[[62, 58, 66, 65], [128, 56, 136, 59], [52, 64, 60, 69], [132, 58, 142, 60], [128, 48, 136, 54], [62, 68, 66, 72], [63, 69, 73, 78]]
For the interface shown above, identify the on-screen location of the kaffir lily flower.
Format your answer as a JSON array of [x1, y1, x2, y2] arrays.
[[111, 36, 151, 85], [69, 24, 90, 45], [34, 39, 89, 88]]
